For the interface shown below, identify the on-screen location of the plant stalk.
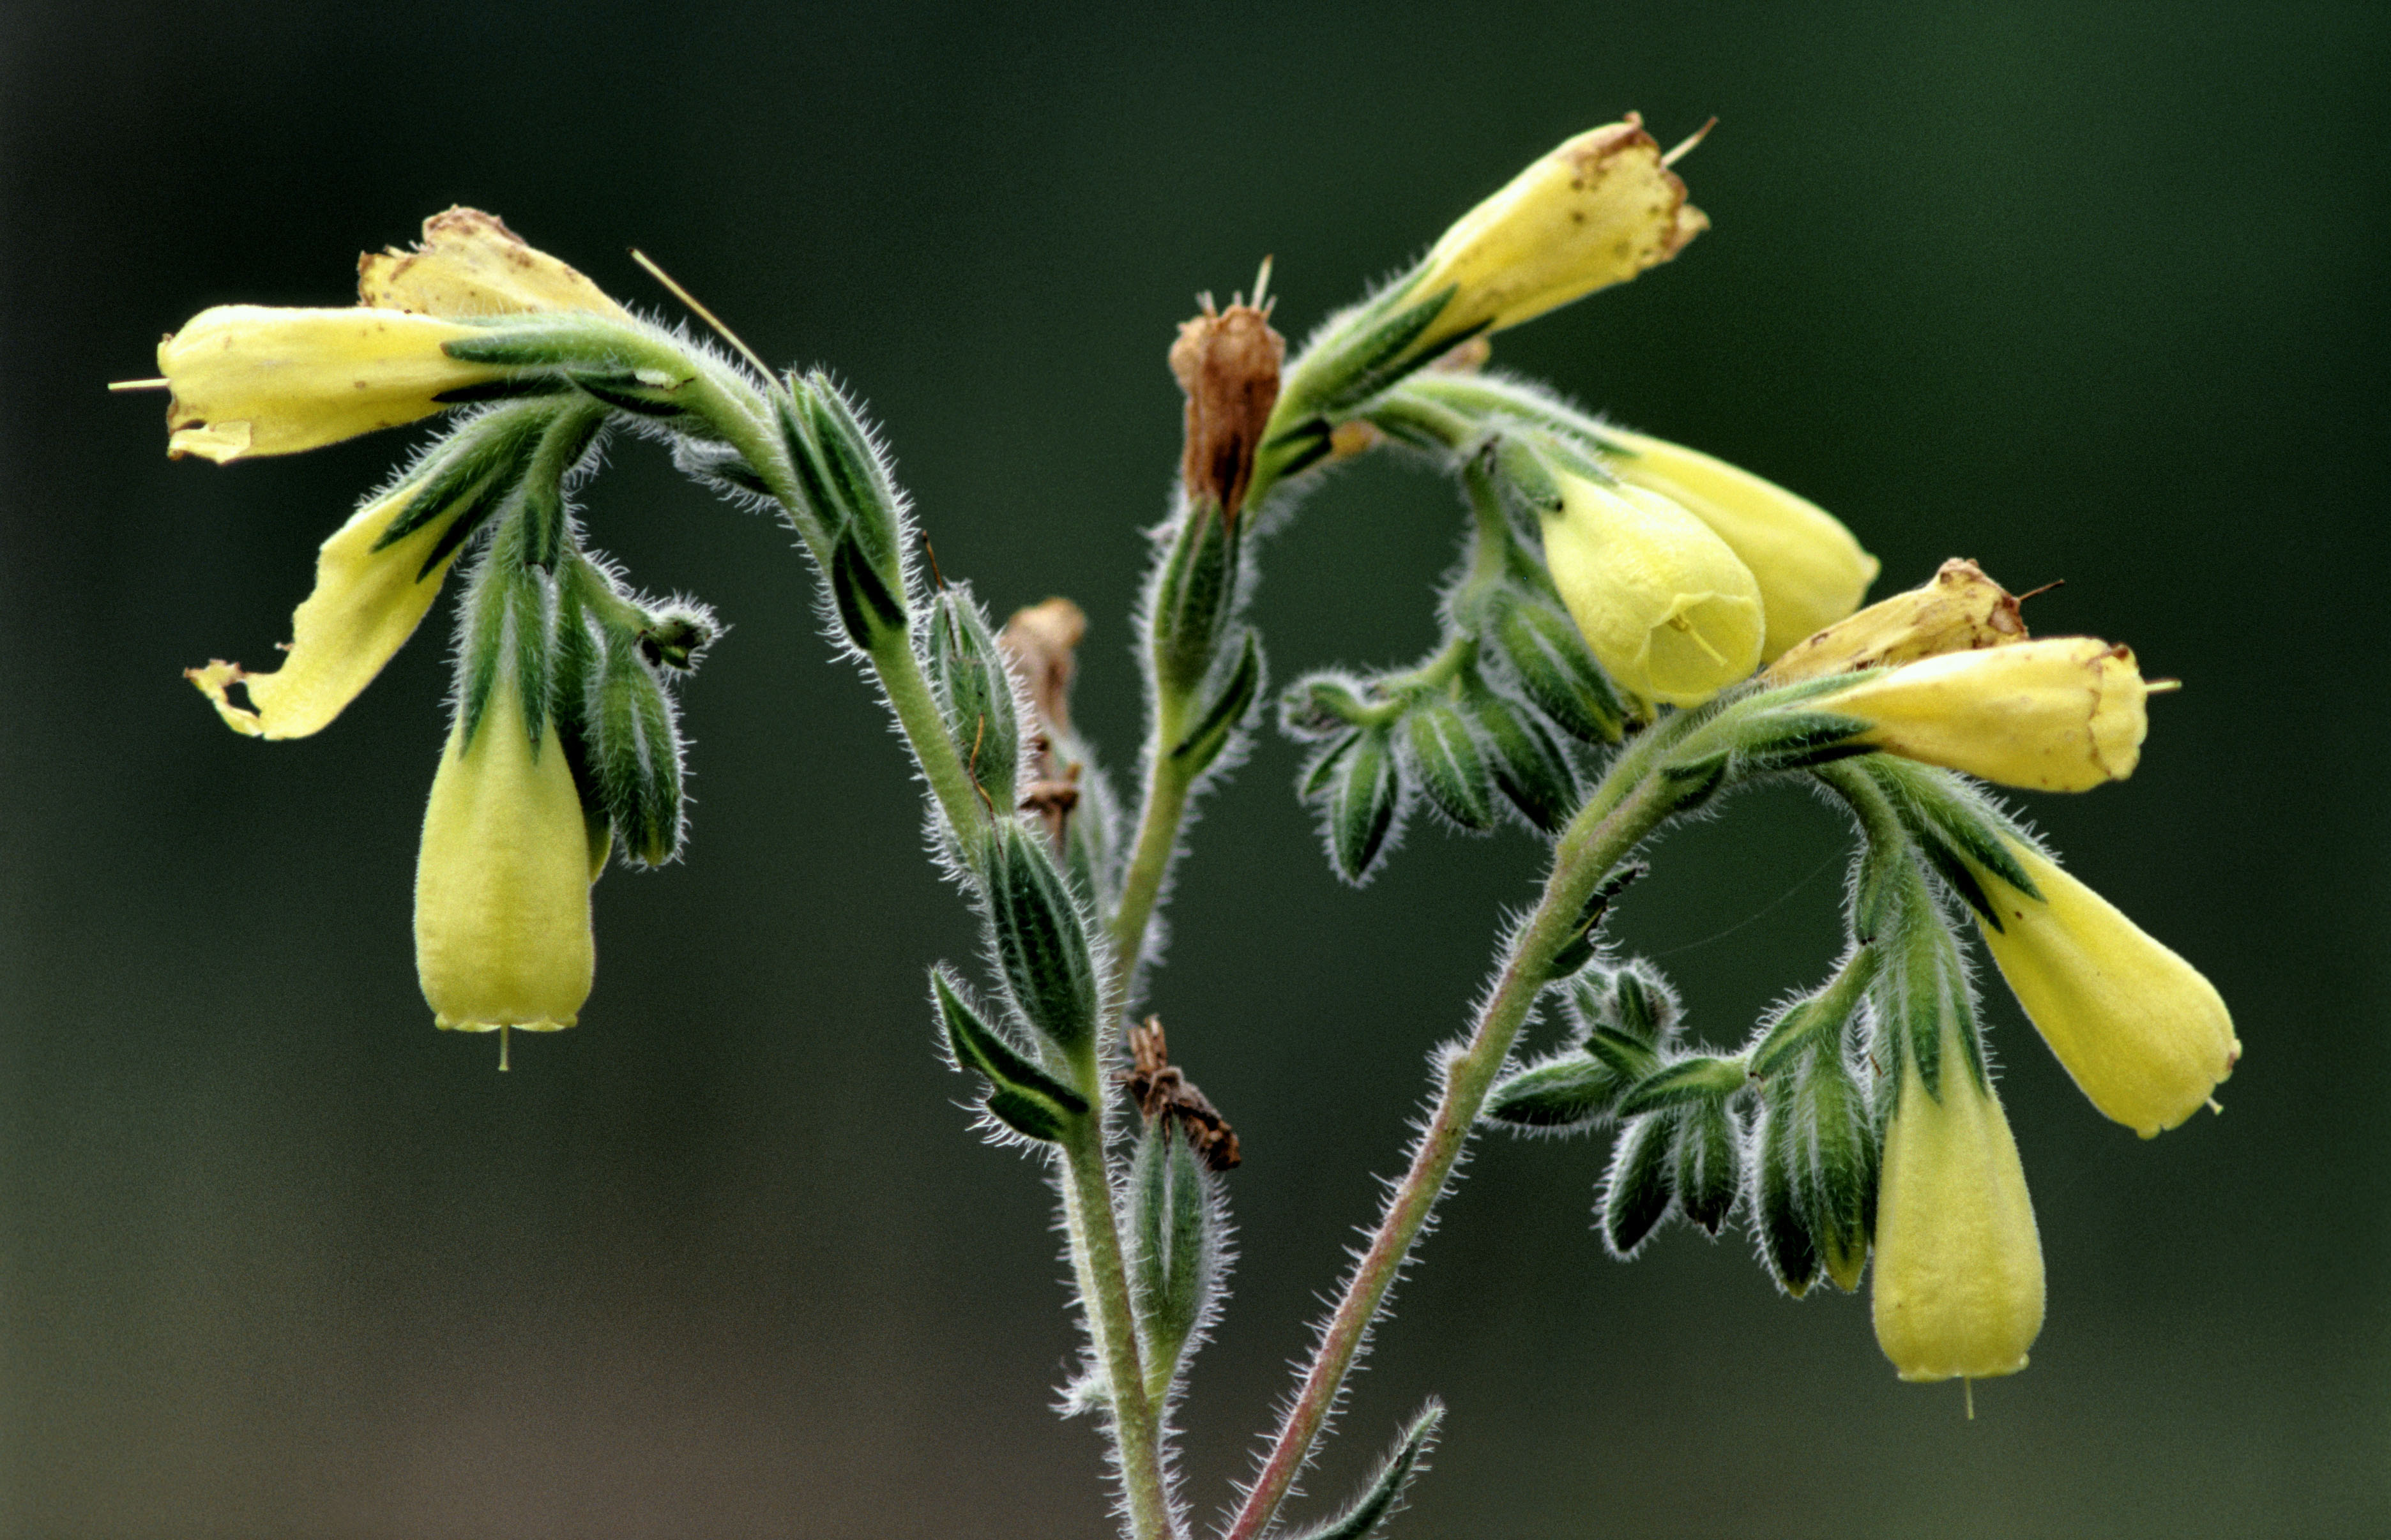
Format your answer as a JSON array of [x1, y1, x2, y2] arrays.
[[1061, 1117, 1176, 1539], [1223, 765, 1682, 1540]]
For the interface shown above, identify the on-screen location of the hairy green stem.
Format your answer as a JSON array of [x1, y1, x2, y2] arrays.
[[1109, 735, 1194, 1006], [1061, 1119, 1176, 1540], [1224, 763, 1683, 1540]]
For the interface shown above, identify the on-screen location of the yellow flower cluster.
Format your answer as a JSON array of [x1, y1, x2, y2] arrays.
[[158, 210, 628, 1041]]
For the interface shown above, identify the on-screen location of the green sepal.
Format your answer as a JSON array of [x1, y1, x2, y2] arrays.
[[1874, 875, 1987, 1102], [830, 530, 907, 650], [1674, 1095, 1743, 1235], [1280, 1401, 1446, 1540], [567, 368, 693, 419], [1128, 1119, 1224, 1394], [934, 968, 1088, 1143], [1301, 731, 1358, 800], [1730, 709, 1873, 777], [1326, 726, 1402, 884], [1487, 595, 1625, 745], [1287, 285, 1463, 424], [927, 587, 1021, 814], [1545, 862, 1646, 980], [1463, 686, 1577, 834], [1489, 433, 1567, 518], [456, 538, 554, 750], [800, 374, 907, 584], [1748, 951, 1876, 1081], [1601, 1112, 1678, 1257], [1403, 697, 1496, 832], [1484, 1050, 1631, 1131], [439, 313, 641, 369], [1865, 759, 2042, 926], [430, 375, 579, 406], [1151, 497, 1240, 697], [1615, 1053, 1746, 1119], [374, 402, 555, 557], [1657, 748, 1729, 812], [1169, 630, 1262, 775], [588, 623, 685, 867], [987, 822, 1101, 1061]]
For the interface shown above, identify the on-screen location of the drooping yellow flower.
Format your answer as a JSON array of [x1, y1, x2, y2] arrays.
[[1764, 557, 2028, 685], [358, 206, 632, 321], [185, 476, 485, 739], [156, 306, 503, 464], [1411, 115, 1708, 349], [414, 676, 596, 1033], [1872, 1031, 2044, 1384], [1969, 840, 2240, 1138], [1812, 637, 2148, 792], [1595, 430, 1877, 661], [1540, 472, 1764, 707]]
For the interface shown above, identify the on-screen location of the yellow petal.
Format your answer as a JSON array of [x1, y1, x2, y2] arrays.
[[1872, 1035, 2044, 1383], [1765, 557, 2028, 685], [1816, 637, 2148, 792], [1972, 841, 2240, 1137], [414, 677, 595, 1032], [358, 207, 631, 321], [1413, 114, 1706, 344], [183, 480, 479, 739], [1541, 474, 1764, 707], [158, 305, 498, 462], [1597, 430, 1878, 661]]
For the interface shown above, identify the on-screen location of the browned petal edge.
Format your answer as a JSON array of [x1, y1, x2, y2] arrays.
[[999, 598, 1089, 851], [1169, 298, 1284, 522]]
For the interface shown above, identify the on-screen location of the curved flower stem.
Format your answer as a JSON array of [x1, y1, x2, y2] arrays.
[[1223, 757, 1685, 1540], [1109, 725, 1194, 1005]]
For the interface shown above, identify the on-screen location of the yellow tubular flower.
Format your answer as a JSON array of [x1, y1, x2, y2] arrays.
[[1541, 473, 1764, 707], [358, 206, 632, 320], [185, 479, 480, 739], [1764, 557, 2028, 685], [1595, 429, 1878, 661], [414, 677, 596, 1032], [158, 306, 500, 463], [1872, 1032, 2044, 1383], [1412, 114, 1708, 346], [1812, 637, 2148, 792], [1970, 840, 2240, 1138]]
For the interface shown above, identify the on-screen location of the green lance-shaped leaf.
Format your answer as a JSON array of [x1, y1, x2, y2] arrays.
[[1169, 630, 1263, 777], [933, 969, 1089, 1144], [1128, 1120, 1226, 1393], [1673, 1094, 1744, 1236], [1280, 1401, 1446, 1540], [1402, 696, 1497, 832], [1601, 1110, 1678, 1258], [1487, 593, 1625, 745], [829, 528, 907, 651], [927, 587, 1022, 814], [987, 822, 1101, 1062], [1485, 1049, 1634, 1132], [1461, 684, 1577, 833], [1326, 725, 1403, 885], [1150, 495, 1241, 696], [1544, 861, 1647, 981]]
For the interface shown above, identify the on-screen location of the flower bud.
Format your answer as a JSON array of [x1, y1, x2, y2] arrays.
[[1596, 430, 1878, 661], [1969, 840, 2239, 1137], [1812, 637, 2148, 792], [358, 207, 631, 320], [1764, 559, 2028, 686], [414, 676, 596, 1032], [158, 306, 503, 462], [1872, 1039, 2044, 1383], [1540, 474, 1764, 707], [1412, 116, 1706, 348]]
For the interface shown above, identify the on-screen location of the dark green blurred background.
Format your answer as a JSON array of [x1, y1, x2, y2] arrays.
[[4, 3, 2386, 1535]]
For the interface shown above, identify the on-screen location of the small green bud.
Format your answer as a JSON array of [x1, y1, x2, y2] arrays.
[[1673, 1095, 1743, 1236], [1325, 726, 1403, 885], [1568, 957, 1683, 1050], [1487, 593, 1625, 745], [586, 623, 686, 868], [1150, 495, 1241, 696], [1403, 697, 1496, 833], [1461, 684, 1578, 833], [1754, 1094, 1823, 1297], [988, 822, 1102, 1062], [1601, 1112, 1678, 1258], [928, 586, 1022, 814], [1128, 1119, 1226, 1391], [1485, 1051, 1632, 1131]]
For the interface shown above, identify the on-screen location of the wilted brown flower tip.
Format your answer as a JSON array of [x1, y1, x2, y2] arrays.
[[1169, 299, 1284, 521], [999, 596, 1088, 741]]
